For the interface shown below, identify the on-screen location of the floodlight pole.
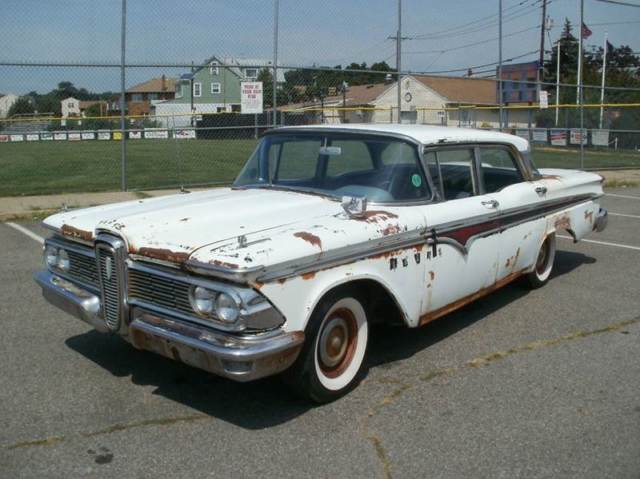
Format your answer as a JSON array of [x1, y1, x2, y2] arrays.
[[119, 0, 127, 191]]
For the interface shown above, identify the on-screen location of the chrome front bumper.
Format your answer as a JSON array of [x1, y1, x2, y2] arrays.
[[594, 207, 608, 232], [34, 270, 304, 382]]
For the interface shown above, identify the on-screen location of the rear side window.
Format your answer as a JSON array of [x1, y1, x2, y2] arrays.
[[426, 148, 476, 200], [480, 148, 524, 193]]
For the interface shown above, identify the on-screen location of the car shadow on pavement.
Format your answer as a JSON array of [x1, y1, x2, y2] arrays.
[[64, 249, 595, 428]]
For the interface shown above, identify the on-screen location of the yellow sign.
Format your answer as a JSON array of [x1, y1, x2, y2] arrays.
[[113, 131, 122, 140]]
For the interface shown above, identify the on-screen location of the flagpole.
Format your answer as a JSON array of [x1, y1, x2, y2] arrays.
[[599, 32, 608, 129], [555, 40, 561, 126], [576, 0, 583, 105]]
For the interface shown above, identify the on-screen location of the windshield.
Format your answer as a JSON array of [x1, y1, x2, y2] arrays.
[[234, 132, 431, 203]]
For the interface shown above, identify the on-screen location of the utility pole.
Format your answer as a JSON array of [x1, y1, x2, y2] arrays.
[[498, 0, 503, 130], [119, 0, 126, 191], [599, 32, 608, 129], [538, 0, 547, 85], [578, 0, 585, 169], [395, 0, 403, 123], [555, 41, 561, 126]]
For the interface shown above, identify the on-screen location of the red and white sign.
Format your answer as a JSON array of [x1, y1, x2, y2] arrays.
[[241, 81, 263, 114]]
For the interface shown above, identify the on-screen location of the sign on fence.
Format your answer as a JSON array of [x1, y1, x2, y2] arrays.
[[144, 129, 169, 139], [98, 130, 111, 140], [0, 134, 8, 142], [41, 132, 53, 141], [26, 134, 39, 141], [539, 91, 549, 109], [174, 128, 196, 139], [515, 129, 530, 140], [129, 131, 142, 139], [532, 129, 548, 142], [54, 132, 67, 141], [68, 132, 81, 141], [241, 81, 263, 114], [550, 129, 567, 146], [113, 132, 122, 140], [591, 129, 610, 147], [81, 132, 96, 140], [570, 129, 587, 145]]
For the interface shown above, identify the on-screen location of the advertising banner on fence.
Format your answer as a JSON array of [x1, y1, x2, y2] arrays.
[[0, 134, 8, 142], [81, 132, 96, 140], [539, 90, 549, 109], [129, 131, 142, 139], [532, 129, 548, 143], [113, 131, 122, 140], [41, 132, 53, 141], [98, 130, 111, 140], [68, 132, 81, 141], [10, 135, 24, 142], [570, 129, 587, 145], [26, 134, 39, 141], [550, 129, 567, 146], [174, 128, 196, 139], [144, 129, 169, 139], [591, 129, 610, 147], [54, 132, 67, 141], [241, 81, 263, 114], [515, 129, 530, 140]]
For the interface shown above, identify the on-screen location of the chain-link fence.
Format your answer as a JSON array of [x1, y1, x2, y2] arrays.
[[1, 1, 639, 196]]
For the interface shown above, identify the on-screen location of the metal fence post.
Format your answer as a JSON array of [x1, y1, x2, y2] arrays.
[[273, 0, 279, 128], [396, 0, 402, 124], [119, 0, 127, 191], [498, 0, 503, 131]]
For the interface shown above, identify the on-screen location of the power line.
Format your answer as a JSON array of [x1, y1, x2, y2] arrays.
[[409, 49, 540, 75], [594, 0, 640, 6]]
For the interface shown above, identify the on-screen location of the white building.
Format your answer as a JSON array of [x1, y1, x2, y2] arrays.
[[287, 75, 533, 129], [61, 97, 80, 118], [0, 93, 19, 118]]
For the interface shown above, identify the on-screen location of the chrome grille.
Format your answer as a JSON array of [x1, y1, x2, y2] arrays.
[[67, 250, 99, 286], [128, 268, 193, 316], [96, 245, 122, 330]]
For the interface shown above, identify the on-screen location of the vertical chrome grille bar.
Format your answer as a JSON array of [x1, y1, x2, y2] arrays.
[[95, 235, 127, 332]]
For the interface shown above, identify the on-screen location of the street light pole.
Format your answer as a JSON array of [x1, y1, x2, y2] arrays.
[[498, 0, 504, 130]]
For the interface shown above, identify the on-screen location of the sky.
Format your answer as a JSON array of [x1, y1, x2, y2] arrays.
[[1, 0, 639, 95]]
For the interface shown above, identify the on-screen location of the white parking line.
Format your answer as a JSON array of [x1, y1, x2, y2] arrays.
[[5, 222, 45, 245], [558, 235, 640, 252], [609, 212, 640, 219], [605, 193, 640, 200]]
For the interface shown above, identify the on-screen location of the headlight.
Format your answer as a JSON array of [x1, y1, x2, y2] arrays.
[[189, 286, 215, 316], [57, 249, 70, 272], [215, 292, 240, 323], [44, 245, 59, 268]]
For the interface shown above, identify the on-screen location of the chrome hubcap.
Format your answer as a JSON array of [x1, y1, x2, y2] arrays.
[[319, 317, 349, 368]]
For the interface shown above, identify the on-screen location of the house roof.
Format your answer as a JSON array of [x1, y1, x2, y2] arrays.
[[414, 75, 497, 105], [127, 77, 177, 93]]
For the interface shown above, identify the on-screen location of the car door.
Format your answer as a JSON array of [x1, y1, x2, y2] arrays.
[[418, 146, 503, 324], [478, 145, 547, 281]]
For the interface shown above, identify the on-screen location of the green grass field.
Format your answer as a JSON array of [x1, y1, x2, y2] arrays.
[[0, 139, 639, 196]]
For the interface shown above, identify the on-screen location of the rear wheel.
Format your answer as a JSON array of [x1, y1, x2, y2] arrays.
[[284, 288, 369, 403], [526, 233, 556, 288]]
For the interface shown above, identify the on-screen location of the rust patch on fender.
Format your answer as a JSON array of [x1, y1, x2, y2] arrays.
[[293, 231, 322, 250], [584, 210, 593, 224], [209, 259, 240, 269], [428, 270, 435, 281], [301, 272, 316, 280], [61, 224, 93, 241], [277, 278, 287, 284], [136, 247, 190, 264], [419, 268, 528, 326], [554, 215, 571, 230], [382, 224, 401, 236], [541, 174, 562, 181]]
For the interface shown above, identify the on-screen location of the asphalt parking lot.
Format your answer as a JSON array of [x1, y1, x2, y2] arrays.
[[1, 188, 639, 479]]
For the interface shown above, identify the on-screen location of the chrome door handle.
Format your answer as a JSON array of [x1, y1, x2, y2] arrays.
[[481, 199, 499, 209], [535, 186, 548, 195]]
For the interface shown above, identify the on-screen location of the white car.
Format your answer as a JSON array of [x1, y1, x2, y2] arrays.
[[35, 124, 608, 402]]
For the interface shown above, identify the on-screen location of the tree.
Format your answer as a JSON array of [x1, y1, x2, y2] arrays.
[[7, 97, 35, 117]]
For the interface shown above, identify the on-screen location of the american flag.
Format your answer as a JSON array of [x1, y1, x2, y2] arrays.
[[581, 22, 592, 39]]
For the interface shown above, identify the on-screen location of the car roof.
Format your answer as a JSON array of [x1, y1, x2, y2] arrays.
[[272, 123, 530, 152]]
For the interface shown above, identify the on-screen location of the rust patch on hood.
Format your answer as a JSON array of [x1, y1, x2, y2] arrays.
[[209, 259, 240, 269], [382, 224, 401, 236], [352, 210, 399, 223], [293, 231, 322, 250], [136, 247, 190, 264], [61, 224, 94, 242]]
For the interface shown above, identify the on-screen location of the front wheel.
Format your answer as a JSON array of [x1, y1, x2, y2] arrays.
[[284, 288, 369, 403], [525, 233, 556, 288]]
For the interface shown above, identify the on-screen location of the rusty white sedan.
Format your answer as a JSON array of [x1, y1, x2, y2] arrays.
[[35, 124, 607, 402]]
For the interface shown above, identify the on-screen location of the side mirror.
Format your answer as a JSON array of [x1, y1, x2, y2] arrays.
[[341, 196, 367, 218]]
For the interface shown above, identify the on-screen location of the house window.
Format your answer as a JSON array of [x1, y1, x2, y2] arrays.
[[131, 93, 143, 102], [211, 82, 221, 94], [209, 62, 219, 75], [245, 68, 258, 79], [193, 82, 202, 97]]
